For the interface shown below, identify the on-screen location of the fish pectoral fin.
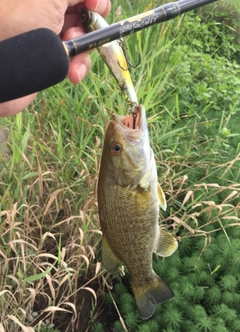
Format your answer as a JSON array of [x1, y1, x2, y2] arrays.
[[157, 183, 167, 211], [139, 171, 151, 190], [154, 229, 178, 257], [102, 236, 121, 273], [132, 273, 174, 319]]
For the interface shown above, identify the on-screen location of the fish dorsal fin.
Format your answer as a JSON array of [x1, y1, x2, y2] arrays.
[[157, 183, 167, 211], [102, 236, 121, 273], [154, 229, 178, 257]]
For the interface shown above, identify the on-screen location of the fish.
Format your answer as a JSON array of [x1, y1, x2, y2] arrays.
[[97, 104, 178, 319], [81, 8, 138, 105]]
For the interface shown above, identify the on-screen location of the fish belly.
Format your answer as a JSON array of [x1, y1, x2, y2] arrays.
[[99, 183, 159, 281]]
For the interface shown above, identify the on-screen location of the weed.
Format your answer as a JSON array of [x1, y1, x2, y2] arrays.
[[1, 0, 240, 331]]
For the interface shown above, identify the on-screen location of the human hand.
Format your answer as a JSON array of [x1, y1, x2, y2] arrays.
[[0, 0, 111, 117]]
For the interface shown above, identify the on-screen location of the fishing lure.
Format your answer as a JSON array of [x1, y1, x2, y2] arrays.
[[81, 8, 138, 105]]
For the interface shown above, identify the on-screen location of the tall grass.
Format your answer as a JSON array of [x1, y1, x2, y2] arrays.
[[0, 0, 240, 331]]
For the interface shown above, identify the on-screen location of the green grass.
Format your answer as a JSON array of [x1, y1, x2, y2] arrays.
[[0, 0, 240, 331]]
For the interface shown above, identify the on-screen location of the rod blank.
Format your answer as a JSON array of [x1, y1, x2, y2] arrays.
[[0, 0, 218, 103], [64, 0, 218, 57]]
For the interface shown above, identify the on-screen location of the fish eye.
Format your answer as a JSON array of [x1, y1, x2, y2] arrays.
[[111, 143, 122, 155]]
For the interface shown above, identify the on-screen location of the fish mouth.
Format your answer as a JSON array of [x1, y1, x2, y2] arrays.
[[115, 105, 143, 131], [123, 105, 141, 130]]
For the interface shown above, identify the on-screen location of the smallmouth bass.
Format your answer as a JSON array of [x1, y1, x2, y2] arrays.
[[97, 105, 178, 319]]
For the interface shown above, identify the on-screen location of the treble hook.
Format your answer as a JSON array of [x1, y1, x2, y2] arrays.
[[117, 39, 141, 71], [131, 103, 138, 130]]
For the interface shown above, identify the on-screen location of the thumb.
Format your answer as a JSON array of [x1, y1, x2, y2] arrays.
[[0, 93, 37, 117]]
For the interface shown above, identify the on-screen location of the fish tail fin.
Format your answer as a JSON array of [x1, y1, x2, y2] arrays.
[[132, 273, 174, 320]]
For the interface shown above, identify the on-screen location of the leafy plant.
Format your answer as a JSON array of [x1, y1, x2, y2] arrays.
[[1, 0, 240, 331]]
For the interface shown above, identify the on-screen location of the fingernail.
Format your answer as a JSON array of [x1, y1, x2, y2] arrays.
[[77, 64, 88, 82], [92, 0, 107, 15]]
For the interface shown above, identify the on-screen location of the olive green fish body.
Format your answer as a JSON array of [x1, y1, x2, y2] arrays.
[[98, 105, 178, 319], [99, 150, 158, 276]]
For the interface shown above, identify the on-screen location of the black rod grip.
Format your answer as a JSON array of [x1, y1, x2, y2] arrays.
[[0, 28, 69, 103], [0, 0, 217, 103]]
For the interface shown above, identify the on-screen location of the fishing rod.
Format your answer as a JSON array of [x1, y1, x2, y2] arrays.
[[0, 0, 218, 103], [65, 0, 218, 57]]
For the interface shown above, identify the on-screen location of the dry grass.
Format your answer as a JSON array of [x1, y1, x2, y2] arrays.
[[1, 135, 239, 331], [1, 1, 240, 330], [0, 164, 105, 332], [0, 100, 109, 331]]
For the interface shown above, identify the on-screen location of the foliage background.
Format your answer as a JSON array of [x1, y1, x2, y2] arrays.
[[0, 0, 240, 331]]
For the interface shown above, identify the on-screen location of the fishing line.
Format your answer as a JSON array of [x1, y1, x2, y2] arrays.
[[0, 0, 218, 102]]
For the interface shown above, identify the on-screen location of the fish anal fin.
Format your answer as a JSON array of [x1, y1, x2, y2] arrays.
[[102, 236, 121, 273], [157, 183, 167, 211], [132, 273, 174, 319], [154, 229, 178, 257]]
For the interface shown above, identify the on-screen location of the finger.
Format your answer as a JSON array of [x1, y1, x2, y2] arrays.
[[0, 93, 37, 117], [85, 0, 111, 17], [68, 53, 91, 84], [61, 13, 81, 36], [68, 0, 85, 6], [68, 0, 111, 17], [62, 27, 91, 84]]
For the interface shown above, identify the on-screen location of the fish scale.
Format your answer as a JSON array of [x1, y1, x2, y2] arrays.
[[97, 105, 178, 319], [106, 187, 157, 280]]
